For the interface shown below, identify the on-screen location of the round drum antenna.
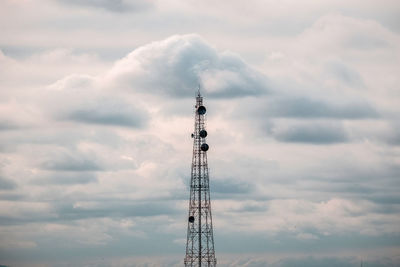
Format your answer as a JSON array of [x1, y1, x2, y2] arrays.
[[199, 130, 207, 138], [197, 106, 206, 115], [188, 216, 195, 223], [201, 143, 209, 151]]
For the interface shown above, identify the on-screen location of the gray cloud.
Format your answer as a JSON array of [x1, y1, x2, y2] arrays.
[[299, 256, 400, 267], [66, 104, 147, 128], [346, 32, 390, 50], [107, 34, 269, 98], [0, 192, 24, 201], [58, 0, 152, 13], [212, 178, 253, 194], [41, 155, 102, 172], [326, 61, 365, 87], [382, 123, 400, 146], [272, 122, 348, 144], [0, 120, 19, 130], [54, 200, 179, 221], [272, 256, 366, 267], [33, 173, 97, 185], [1, 5, 400, 265], [229, 257, 362, 267], [45, 74, 149, 128], [0, 199, 180, 226], [265, 96, 378, 119], [0, 176, 17, 190]]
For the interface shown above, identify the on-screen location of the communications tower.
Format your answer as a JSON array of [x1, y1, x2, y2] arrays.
[[184, 90, 217, 266]]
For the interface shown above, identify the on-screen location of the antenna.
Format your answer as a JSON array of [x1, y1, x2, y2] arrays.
[[197, 84, 201, 97], [184, 92, 216, 266]]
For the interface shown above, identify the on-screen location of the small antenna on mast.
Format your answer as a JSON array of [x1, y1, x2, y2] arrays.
[[197, 84, 201, 97]]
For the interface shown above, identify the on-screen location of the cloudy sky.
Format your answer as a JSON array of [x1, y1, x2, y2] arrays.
[[1, 0, 400, 266]]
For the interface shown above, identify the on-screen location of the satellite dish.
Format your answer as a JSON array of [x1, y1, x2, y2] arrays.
[[188, 216, 195, 223], [199, 130, 207, 138], [201, 143, 209, 151], [197, 106, 206, 115]]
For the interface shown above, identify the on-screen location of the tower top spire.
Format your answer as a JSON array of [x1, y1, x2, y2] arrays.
[[197, 84, 201, 97]]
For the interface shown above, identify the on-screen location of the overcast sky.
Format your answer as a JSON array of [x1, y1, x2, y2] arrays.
[[1, 0, 400, 266]]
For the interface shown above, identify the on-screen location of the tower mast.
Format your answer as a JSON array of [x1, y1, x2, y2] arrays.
[[184, 90, 216, 266]]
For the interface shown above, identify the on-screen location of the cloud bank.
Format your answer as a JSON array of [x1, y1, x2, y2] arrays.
[[0, 1, 399, 266]]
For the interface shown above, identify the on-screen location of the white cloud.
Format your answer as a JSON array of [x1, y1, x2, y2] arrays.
[[104, 34, 269, 97], [0, 2, 400, 265]]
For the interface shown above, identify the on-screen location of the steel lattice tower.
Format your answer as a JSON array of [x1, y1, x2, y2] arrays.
[[184, 91, 217, 267]]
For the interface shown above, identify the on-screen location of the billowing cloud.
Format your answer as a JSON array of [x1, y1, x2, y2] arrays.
[[105, 34, 269, 98]]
